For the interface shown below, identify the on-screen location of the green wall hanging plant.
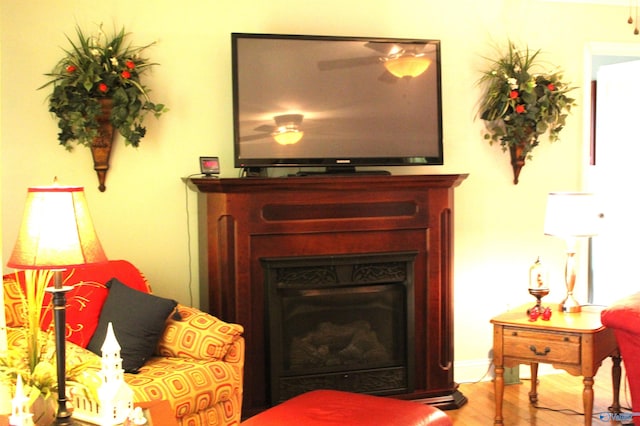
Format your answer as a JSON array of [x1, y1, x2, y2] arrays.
[[478, 42, 576, 184], [39, 24, 168, 191]]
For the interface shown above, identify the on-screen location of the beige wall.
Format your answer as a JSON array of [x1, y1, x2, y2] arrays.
[[1, 0, 632, 382]]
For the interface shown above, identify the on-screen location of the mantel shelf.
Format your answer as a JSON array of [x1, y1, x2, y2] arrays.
[[191, 173, 468, 193]]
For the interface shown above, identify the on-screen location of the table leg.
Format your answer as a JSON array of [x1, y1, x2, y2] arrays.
[[610, 354, 622, 413], [583, 376, 594, 426], [529, 363, 539, 404], [494, 365, 504, 425]]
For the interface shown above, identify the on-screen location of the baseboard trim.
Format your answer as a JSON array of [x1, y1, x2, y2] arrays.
[[455, 358, 493, 384], [454, 358, 565, 384]]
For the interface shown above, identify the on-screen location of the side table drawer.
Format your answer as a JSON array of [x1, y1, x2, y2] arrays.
[[503, 327, 581, 364]]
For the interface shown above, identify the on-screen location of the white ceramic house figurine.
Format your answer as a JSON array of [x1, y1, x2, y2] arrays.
[[71, 322, 135, 425], [9, 375, 34, 426], [98, 322, 135, 425]]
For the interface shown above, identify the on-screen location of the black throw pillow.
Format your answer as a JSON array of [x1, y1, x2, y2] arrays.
[[87, 277, 178, 373]]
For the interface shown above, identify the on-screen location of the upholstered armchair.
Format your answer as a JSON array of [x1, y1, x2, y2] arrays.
[[3, 260, 244, 426], [601, 292, 640, 426]]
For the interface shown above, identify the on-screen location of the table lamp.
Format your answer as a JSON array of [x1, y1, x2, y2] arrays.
[[7, 185, 107, 425], [543, 192, 600, 313]]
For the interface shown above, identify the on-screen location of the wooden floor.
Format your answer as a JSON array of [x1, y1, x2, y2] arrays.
[[445, 360, 633, 425]]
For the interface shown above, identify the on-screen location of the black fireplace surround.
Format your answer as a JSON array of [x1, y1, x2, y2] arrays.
[[263, 251, 417, 404]]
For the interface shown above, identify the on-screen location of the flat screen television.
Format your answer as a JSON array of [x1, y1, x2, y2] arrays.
[[232, 33, 443, 174]]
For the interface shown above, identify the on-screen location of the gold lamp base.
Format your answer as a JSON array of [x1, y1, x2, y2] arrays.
[[560, 294, 581, 313], [559, 249, 582, 313]]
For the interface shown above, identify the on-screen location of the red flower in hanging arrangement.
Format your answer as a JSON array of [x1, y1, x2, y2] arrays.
[[125, 60, 135, 69], [98, 82, 108, 93], [509, 90, 519, 99], [547, 83, 556, 91], [515, 104, 526, 114], [121, 70, 131, 79], [66, 65, 76, 73]]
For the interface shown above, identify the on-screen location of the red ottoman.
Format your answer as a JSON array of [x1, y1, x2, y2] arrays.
[[241, 390, 453, 426]]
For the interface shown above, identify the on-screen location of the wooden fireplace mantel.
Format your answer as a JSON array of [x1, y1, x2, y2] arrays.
[[192, 174, 468, 416]]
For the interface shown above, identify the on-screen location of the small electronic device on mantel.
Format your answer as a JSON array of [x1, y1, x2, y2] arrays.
[[200, 156, 220, 177], [231, 33, 444, 176]]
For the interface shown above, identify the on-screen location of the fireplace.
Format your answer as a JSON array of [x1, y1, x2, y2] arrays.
[[192, 174, 468, 416], [263, 252, 416, 403]]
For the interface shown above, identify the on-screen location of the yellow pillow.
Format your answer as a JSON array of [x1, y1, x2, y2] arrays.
[[157, 304, 244, 360]]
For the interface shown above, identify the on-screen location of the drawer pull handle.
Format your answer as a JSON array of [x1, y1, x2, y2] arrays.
[[529, 345, 551, 356]]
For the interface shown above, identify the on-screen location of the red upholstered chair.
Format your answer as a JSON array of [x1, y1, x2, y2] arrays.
[[601, 292, 640, 426]]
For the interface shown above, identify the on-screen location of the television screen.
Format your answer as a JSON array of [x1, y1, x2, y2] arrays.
[[232, 33, 443, 173]]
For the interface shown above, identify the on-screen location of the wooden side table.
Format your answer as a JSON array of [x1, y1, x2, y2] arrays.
[[491, 305, 621, 426]]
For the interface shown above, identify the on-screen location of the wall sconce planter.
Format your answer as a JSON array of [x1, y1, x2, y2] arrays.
[[509, 143, 527, 185], [91, 99, 115, 192], [38, 24, 167, 192], [477, 41, 576, 184]]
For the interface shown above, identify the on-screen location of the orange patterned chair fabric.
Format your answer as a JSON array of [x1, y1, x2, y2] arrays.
[[3, 260, 244, 426]]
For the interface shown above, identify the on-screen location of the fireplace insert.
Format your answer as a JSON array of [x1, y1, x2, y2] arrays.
[[263, 251, 416, 404]]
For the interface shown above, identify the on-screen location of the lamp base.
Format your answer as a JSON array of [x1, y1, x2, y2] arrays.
[[46, 282, 75, 426], [55, 411, 75, 425], [560, 294, 582, 313]]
